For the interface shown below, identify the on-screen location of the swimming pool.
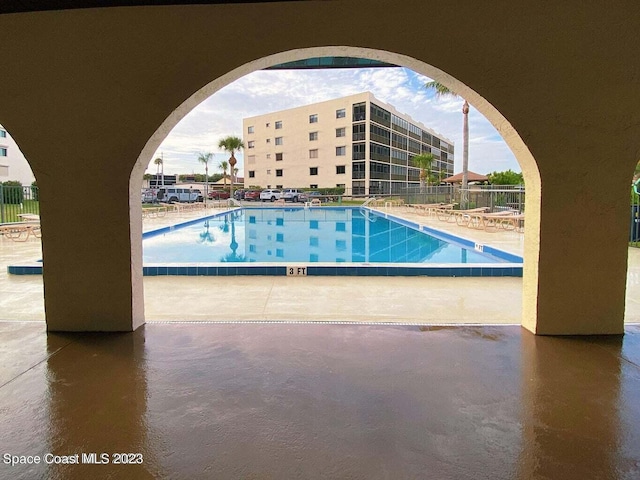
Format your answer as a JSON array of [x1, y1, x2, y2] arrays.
[[7, 207, 523, 277], [139, 207, 523, 277]]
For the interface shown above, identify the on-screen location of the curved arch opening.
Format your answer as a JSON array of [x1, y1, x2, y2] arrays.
[[130, 46, 541, 328], [0, 123, 44, 321]]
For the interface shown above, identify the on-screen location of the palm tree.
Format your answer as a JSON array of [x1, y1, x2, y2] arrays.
[[425, 81, 470, 207], [153, 157, 163, 187], [218, 136, 244, 199], [197, 152, 213, 202], [219, 160, 229, 191], [412, 153, 435, 193]]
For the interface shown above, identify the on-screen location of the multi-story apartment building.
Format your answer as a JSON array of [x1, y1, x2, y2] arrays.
[[0, 124, 36, 185], [242, 92, 454, 195]]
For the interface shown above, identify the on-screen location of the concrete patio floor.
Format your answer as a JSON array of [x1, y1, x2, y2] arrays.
[[1, 204, 639, 324], [1, 321, 639, 479]]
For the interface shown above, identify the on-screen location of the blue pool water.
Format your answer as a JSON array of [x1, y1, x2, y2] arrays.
[[143, 207, 505, 264]]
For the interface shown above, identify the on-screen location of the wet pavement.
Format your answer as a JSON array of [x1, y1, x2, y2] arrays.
[[0, 321, 639, 479]]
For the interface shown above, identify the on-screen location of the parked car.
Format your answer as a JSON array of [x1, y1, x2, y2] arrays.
[[299, 191, 327, 203], [281, 188, 304, 202], [141, 189, 157, 203], [156, 187, 202, 203], [209, 190, 230, 200], [260, 189, 282, 202], [244, 190, 261, 201]]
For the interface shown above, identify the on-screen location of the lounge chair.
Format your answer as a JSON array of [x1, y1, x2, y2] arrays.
[[465, 211, 519, 231], [16, 213, 40, 222], [495, 214, 525, 232], [141, 206, 168, 218], [429, 203, 457, 218], [436, 207, 489, 223], [0, 223, 42, 242]]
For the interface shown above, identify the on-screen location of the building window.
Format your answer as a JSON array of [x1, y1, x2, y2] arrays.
[[352, 143, 366, 160], [309, 132, 318, 141], [309, 114, 318, 123], [353, 102, 366, 122], [0, 130, 6, 138], [352, 162, 366, 179], [310, 167, 318, 176], [309, 149, 318, 159], [266, 138, 271, 143], [370, 124, 391, 145], [370, 143, 391, 162], [276, 169, 283, 177], [275, 137, 283, 145], [336, 108, 346, 118], [266, 122, 270, 127], [336, 127, 346, 137], [248, 155, 256, 164], [248, 126, 254, 134], [310, 184, 318, 189], [275, 121, 282, 129], [248, 170, 255, 178], [276, 185, 283, 189], [370, 103, 391, 127], [275, 152, 283, 161], [336, 146, 346, 156], [336, 165, 346, 174], [267, 154, 271, 159], [248, 141, 255, 149], [0, 147, 6, 156], [267, 169, 271, 175]]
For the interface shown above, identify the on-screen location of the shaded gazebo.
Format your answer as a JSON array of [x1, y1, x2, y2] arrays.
[[442, 171, 489, 184]]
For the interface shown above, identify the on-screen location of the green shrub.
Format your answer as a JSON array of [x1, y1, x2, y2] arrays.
[[31, 181, 39, 201], [317, 187, 345, 196], [1, 181, 24, 204]]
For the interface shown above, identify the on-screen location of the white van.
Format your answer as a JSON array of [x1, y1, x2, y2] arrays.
[[281, 188, 304, 202], [156, 187, 203, 203]]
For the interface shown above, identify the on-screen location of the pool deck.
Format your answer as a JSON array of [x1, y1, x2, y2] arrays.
[[1, 204, 639, 324]]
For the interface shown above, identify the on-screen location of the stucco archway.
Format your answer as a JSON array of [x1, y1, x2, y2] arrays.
[[131, 46, 542, 332], [2, 3, 634, 335]]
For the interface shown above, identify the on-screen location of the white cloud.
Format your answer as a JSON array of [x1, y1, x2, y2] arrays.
[[150, 67, 522, 177]]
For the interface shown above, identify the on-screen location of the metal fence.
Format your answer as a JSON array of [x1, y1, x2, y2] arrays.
[[0, 184, 40, 224], [631, 190, 640, 247], [461, 186, 525, 213], [370, 185, 526, 213], [2, 182, 638, 245]]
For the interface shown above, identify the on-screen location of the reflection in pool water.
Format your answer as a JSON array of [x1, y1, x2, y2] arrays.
[[143, 207, 504, 264]]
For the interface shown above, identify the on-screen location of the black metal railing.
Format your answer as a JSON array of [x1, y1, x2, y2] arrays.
[[0, 184, 40, 223]]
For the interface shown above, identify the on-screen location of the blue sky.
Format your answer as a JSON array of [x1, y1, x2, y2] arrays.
[[149, 67, 521, 178]]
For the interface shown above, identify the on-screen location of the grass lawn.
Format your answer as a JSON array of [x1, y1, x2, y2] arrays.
[[0, 199, 40, 223]]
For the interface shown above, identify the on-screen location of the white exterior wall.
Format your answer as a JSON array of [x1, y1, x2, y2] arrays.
[[0, 124, 36, 185]]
